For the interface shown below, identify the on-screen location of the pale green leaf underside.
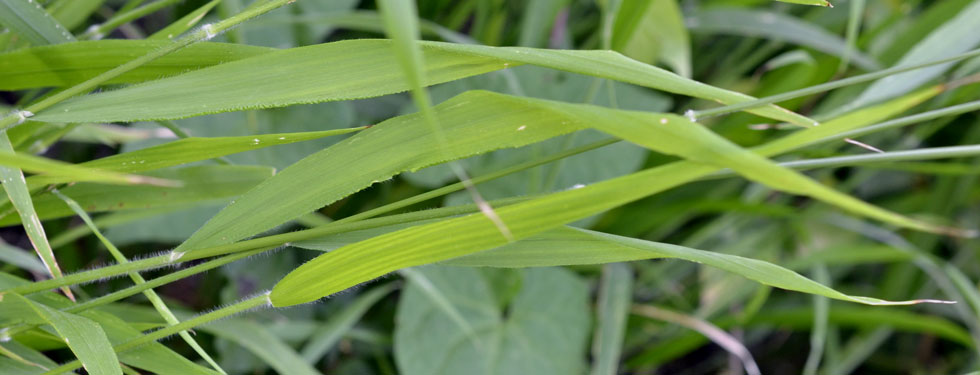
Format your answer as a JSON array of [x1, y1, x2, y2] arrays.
[[268, 90, 942, 306], [28, 39, 813, 127]]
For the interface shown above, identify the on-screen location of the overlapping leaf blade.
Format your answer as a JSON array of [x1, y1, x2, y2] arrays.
[[268, 90, 945, 306], [27, 39, 814, 127]]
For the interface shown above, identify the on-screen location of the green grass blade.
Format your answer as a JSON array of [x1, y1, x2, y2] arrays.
[[0, 293, 122, 375], [0, 41, 273, 91], [0, 165, 273, 226], [0, 149, 176, 186], [0, 0, 74, 45], [28, 39, 813, 127], [0, 132, 72, 300], [687, 8, 878, 70], [591, 263, 633, 375], [269, 91, 951, 307], [148, 0, 221, 40]]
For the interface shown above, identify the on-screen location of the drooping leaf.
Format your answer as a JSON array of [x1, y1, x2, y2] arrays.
[[269, 90, 948, 307], [27, 39, 814, 127]]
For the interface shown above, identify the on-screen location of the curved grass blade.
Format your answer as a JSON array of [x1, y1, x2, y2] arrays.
[[0, 293, 121, 375], [269, 91, 952, 307], [0, 41, 274, 91], [686, 9, 878, 70], [0, 0, 75, 45], [29, 39, 814, 127]]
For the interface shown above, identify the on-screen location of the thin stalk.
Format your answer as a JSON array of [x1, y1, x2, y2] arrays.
[[40, 294, 272, 375], [690, 48, 980, 120], [0, 0, 300, 130]]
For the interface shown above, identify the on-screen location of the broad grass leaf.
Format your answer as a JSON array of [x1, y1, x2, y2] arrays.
[[173, 90, 583, 252], [0, 41, 273, 90], [269, 90, 947, 307], [294, 222, 935, 306], [0, 0, 74, 45], [686, 9, 879, 70], [394, 266, 590, 375], [0, 293, 122, 375], [0, 165, 273, 226], [29, 39, 814, 127]]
